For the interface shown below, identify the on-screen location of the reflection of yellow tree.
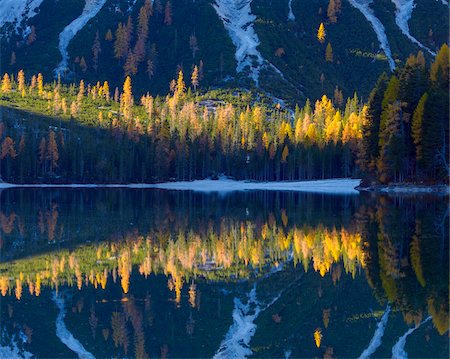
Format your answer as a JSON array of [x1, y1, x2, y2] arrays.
[[1, 221, 365, 303]]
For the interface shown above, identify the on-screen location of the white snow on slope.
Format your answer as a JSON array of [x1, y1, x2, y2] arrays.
[[391, 0, 436, 56], [55, 0, 107, 77], [437, 0, 448, 5], [392, 316, 431, 359], [213, 0, 265, 85], [0, 0, 44, 32], [0, 178, 361, 194], [347, 0, 396, 71], [288, 0, 296, 21], [358, 306, 391, 359], [53, 293, 96, 359]]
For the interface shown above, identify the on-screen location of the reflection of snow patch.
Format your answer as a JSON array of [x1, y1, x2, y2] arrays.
[[214, 285, 260, 359], [358, 305, 391, 359], [213, 0, 265, 85], [436, 0, 448, 5], [347, 0, 396, 71], [53, 293, 96, 359], [392, 316, 431, 359], [0, 0, 44, 33], [0, 333, 33, 359], [146, 178, 361, 194], [55, 0, 107, 77], [288, 0, 295, 21], [390, 0, 436, 56], [214, 264, 289, 359]]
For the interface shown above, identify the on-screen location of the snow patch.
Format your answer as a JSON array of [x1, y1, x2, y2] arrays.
[[0, 0, 44, 33], [436, 0, 448, 5], [53, 293, 96, 359], [0, 178, 361, 194], [391, 1, 436, 56], [347, 0, 396, 71], [288, 0, 296, 21], [55, 0, 107, 77], [213, 0, 265, 85], [358, 305, 391, 359]]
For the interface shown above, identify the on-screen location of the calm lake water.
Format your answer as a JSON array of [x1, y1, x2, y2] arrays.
[[0, 189, 448, 358]]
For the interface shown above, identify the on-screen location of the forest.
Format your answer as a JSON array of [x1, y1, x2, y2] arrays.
[[0, 44, 448, 185]]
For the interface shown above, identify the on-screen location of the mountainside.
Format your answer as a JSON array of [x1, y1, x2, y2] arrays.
[[0, 0, 448, 104]]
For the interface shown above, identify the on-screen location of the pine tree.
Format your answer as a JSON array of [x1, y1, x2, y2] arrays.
[[146, 59, 155, 79], [47, 131, 59, 173], [411, 92, 428, 167], [114, 23, 129, 62], [189, 34, 199, 59], [327, 0, 337, 23], [92, 31, 101, 72], [27, 25, 36, 45], [10, 52, 16, 66], [164, 1, 173, 25], [317, 23, 326, 43], [124, 51, 138, 76], [325, 43, 333, 62], [79, 57, 87, 72], [430, 44, 449, 90], [378, 101, 406, 183], [358, 73, 389, 177], [1, 137, 17, 159], [105, 29, 113, 41], [191, 65, 199, 91], [333, 86, 343, 107]]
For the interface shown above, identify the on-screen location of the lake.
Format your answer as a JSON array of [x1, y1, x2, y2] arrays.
[[0, 188, 448, 358]]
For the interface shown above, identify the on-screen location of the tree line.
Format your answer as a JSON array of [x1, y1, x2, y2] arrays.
[[0, 44, 447, 184], [0, 68, 365, 183]]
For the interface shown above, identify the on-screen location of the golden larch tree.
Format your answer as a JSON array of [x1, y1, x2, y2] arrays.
[[317, 23, 326, 43], [37, 73, 44, 96], [17, 70, 25, 93], [191, 65, 199, 91], [326, 42, 333, 62], [1, 74, 11, 93], [121, 76, 134, 122]]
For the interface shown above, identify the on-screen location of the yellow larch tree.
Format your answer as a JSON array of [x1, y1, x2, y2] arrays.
[[121, 76, 134, 122], [317, 23, 326, 43], [17, 70, 26, 93], [37, 73, 44, 96], [1, 73, 11, 93]]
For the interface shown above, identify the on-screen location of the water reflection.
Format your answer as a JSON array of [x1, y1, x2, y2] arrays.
[[0, 189, 447, 358]]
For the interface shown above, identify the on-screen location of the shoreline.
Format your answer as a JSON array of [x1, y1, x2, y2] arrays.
[[357, 184, 449, 194], [0, 179, 448, 194]]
